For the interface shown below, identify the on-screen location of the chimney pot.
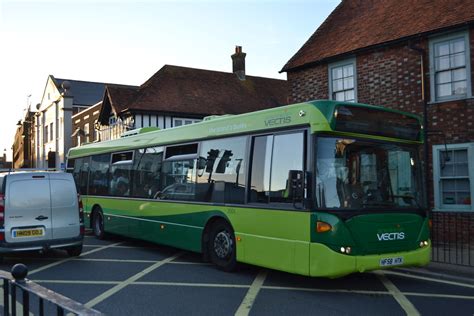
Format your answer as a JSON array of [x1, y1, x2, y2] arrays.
[[231, 46, 246, 81]]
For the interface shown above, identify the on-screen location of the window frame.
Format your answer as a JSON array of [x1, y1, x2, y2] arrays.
[[328, 58, 357, 103], [432, 142, 474, 212], [429, 30, 472, 103], [172, 117, 201, 127]]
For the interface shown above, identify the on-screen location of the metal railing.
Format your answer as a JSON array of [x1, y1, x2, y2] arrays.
[[431, 211, 474, 266], [1, 264, 102, 315]]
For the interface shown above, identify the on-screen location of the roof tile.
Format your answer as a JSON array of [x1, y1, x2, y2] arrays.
[[282, 0, 474, 71]]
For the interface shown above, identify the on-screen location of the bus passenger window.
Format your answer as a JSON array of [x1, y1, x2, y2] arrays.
[[198, 136, 247, 204], [249, 132, 305, 206], [89, 154, 110, 196], [132, 146, 163, 198], [110, 151, 133, 196]]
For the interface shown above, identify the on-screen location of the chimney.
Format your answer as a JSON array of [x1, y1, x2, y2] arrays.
[[231, 46, 246, 80]]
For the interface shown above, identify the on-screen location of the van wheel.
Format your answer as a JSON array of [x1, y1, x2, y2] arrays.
[[92, 210, 105, 240], [66, 245, 83, 257], [208, 220, 237, 272]]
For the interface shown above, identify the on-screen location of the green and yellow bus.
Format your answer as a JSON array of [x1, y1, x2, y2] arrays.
[[67, 100, 430, 277]]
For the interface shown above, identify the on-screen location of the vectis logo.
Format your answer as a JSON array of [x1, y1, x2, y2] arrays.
[[377, 232, 405, 241]]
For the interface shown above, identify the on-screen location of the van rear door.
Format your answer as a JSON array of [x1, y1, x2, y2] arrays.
[[4, 173, 53, 243], [50, 173, 80, 239]]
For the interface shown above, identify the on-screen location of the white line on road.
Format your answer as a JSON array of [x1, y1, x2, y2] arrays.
[[84, 252, 183, 308], [28, 241, 124, 275], [235, 270, 268, 316], [376, 271, 420, 316], [382, 270, 474, 289]]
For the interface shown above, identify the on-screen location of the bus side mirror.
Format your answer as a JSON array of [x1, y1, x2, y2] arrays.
[[287, 170, 304, 200]]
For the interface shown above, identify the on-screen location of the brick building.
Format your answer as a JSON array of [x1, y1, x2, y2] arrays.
[[282, 0, 474, 265], [71, 101, 102, 147], [12, 110, 36, 168]]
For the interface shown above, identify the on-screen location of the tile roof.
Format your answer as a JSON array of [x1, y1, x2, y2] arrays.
[[52, 77, 108, 106], [101, 65, 288, 121], [282, 0, 474, 72]]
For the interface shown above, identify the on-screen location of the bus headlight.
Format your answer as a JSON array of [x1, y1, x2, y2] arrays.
[[340, 246, 351, 254], [419, 240, 429, 247]]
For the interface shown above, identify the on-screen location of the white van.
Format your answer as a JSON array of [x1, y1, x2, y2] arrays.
[[0, 171, 83, 257]]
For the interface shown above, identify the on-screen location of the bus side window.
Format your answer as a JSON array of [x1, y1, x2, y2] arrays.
[[249, 131, 305, 206], [132, 146, 164, 198], [89, 154, 110, 196], [198, 136, 247, 204]]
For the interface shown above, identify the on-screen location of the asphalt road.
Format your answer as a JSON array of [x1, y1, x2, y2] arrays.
[[0, 232, 473, 315]]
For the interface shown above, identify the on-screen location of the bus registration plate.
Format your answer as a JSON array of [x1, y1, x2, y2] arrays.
[[379, 257, 403, 267], [12, 228, 45, 238]]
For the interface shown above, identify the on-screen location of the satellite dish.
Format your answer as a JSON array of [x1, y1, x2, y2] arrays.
[[61, 81, 71, 91]]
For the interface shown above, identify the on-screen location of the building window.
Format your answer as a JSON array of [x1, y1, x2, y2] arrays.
[[433, 143, 474, 211], [173, 118, 201, 127], [49, 123, 53, 141], [44, 126, 49, 143], [84, 123, 90, 143], [430, 31, 471, 102], [329, 58, 356, 102]]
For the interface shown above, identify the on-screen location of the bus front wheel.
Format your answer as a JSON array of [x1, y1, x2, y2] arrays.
[[208, 220, 237, 272], [92, 210, 105, 240]]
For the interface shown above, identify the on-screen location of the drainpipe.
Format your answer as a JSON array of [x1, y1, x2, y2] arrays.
[[409, 44, 429, 214]]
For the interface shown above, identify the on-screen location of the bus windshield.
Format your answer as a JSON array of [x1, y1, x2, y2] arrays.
[[315, 136, 423, 210]]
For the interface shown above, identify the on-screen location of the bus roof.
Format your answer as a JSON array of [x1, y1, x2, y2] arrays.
[[68, 100, 422, 159]]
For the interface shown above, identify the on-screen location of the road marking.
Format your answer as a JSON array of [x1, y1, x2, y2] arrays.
[[28, 242, 124, 275], [235, 270, 267, 316], [376, 272, 420, 316], [28, 280, 474, 301], [135, 281, 249, 288], [382, 270, 474, 289], [84, 252, 183, 308], [69, 258, 210, 265], [395, 268, 474, 283], [35, 280, 120, 285]]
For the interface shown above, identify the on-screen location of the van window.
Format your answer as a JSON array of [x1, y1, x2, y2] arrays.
[[51, 179, 76, 207], [10, 179, 51, 209]]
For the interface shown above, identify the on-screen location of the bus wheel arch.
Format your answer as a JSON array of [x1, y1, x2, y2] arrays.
[[91, 205, 105, 240], [203, 217, 237, 272]]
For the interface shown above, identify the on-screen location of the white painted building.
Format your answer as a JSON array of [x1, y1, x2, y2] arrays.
[[35, 75, 108, 168]]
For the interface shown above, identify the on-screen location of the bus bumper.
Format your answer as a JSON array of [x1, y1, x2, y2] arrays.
[[309, 241, 431, 278]]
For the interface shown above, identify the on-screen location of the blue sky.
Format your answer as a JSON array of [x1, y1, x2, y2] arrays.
[[0, 0, 339, 160]]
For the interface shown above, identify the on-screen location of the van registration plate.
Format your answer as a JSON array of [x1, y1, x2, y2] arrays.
[[12, 228, 45, 238], [380, 257, 403, 267]]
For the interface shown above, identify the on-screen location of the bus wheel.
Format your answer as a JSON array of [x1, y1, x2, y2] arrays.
[[208, 220, 237, 272], [92, 210, 105, 240]]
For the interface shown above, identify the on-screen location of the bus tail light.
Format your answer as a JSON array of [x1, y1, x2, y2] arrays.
[[316, 221, 332, 233], [428, 219, 432, 229]]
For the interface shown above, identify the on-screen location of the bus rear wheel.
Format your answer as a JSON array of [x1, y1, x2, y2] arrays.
[[92, 210, 105, 240], [208, 220, 237, 272]]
